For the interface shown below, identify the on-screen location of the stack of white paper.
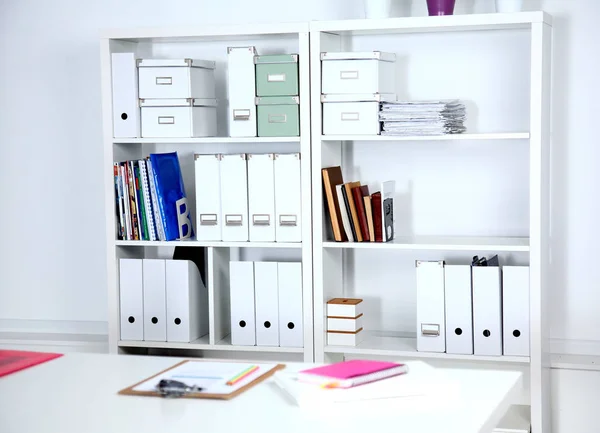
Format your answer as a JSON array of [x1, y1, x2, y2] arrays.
[[379, 100, 466, 136]]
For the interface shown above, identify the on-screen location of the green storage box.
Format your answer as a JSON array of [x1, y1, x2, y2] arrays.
[[256, 96, 300, 137], [255, 54, 299, 97]]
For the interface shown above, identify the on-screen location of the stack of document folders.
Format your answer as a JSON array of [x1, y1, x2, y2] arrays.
[[379, 100, 466, 136], [416, 257, 530, 357]]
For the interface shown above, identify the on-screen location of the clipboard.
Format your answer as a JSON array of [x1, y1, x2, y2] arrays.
[[118, 360, 286, 400]]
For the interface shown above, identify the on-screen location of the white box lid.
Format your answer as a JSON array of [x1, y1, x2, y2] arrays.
[[320, 51, 396, 62], [137, 58, 216, 69], [321, 93, 397, 103], [140, 98, 218, 107]]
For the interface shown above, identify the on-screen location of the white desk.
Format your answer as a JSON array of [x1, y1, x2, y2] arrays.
[[0, 353, 522, 433]]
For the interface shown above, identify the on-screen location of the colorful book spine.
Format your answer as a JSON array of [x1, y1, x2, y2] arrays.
[[126, 162, 140, 240], [120, 163, 132, 240], [139, 160, 157, 241], [371, 192, 383, 242], [113, 164, 124, 240], [134, 162, 148, 241], [352, 186, 370, 242], [147, 159, 166, 241]]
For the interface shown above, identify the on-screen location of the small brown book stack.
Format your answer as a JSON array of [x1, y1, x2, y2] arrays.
[[321, 166, 394, 243]]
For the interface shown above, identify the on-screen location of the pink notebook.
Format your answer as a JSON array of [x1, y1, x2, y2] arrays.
[[298, 360, 408, 388]]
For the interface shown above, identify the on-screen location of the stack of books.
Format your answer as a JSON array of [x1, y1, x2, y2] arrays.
[[322, 166, 394, 243], [113, 152, 192, 241], [379, 100, 466, 136]]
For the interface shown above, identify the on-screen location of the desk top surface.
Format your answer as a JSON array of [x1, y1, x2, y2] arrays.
[[0, 353, 522, 433]]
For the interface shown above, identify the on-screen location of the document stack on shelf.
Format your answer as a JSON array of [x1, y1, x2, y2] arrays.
[[379, 100, 466, 136]]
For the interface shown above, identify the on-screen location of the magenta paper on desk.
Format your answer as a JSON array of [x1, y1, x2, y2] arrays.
[[300, 360, 401, 379]]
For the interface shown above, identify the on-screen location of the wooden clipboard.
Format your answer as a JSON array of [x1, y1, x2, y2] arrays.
[[118, 360, 286, 400]]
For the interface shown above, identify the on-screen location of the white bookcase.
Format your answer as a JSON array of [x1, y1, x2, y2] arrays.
[[102, 11, 552, 432], [310, 12, 551, 433], [101, 23, 314, 362]]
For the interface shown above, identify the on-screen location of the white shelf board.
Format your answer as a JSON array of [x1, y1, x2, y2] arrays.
[[321, 132, 530, 142], [113, 137, 300, 144], [323, 236, 530, 252], [115, 239, 301, 248], [550, 354, 600, 371], [118, 336, 211, 350], [214, 335, 304, 353], [118, 335, 303, 353], [325, 332, 530, 364], [311, 11, 552, 35], [103, 22, 309, 42]]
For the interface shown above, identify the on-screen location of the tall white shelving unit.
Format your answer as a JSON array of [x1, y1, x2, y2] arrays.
[[100, 11, 553, 433], [310, 12, 551, 433], [101, 23, 314, 362]]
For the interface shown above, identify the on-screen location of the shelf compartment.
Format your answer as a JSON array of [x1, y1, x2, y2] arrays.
[[325, 331, 530, 364], [115, 239, 301, 248], [118, 334, 303, 353], [322, 236, 529, 252], [113, 137, 301, 144], [321, 132, 530, 142]]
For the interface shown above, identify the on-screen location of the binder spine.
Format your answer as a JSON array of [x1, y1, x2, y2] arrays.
[[133, 162, 148, 240], [120, 163, 132, 240], [140, 160, 157, 241], [147, 159, 166, 241]]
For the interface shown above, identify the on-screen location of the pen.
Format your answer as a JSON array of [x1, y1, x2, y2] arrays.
[[226, 365, 259, 386]]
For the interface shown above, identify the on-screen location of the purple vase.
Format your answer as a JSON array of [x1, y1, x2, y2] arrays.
[[427, 0, 455, 15]]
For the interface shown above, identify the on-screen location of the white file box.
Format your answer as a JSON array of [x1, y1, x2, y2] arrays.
[[247, 154, 276, 242], [274, 153, 302, 242], [278, 262, 303, 347], [416, 260, 446, 353], [142, 259, 167, 342], [444, 265, 473, 355], [321, 51, 396, 95], [138, 58, 216, 99], [119, 259, 144, 341], [111, 53, 140, 138], [254, 262, 279, 346], [229, 261, 256, 346], [327, 298, 364, 318], [472, 266, 503, 356], [327, 329, 364, 346], [327, 315, 363, 332], [140, 98, 217, 138], [502, 266, 530, 357], [165, 260, 208, 343], [195, 154, 222, 241], [227, 47, 257, 137], [323, 100, 381, 135], [220, 154, 249, 241]]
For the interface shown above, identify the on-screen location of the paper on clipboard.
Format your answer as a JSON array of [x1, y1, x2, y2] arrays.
[[120, 360, 284, 399]]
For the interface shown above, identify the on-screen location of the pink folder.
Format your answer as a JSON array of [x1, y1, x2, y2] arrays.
[[0, 350, 62, 378], [298, 360, 408, 388]]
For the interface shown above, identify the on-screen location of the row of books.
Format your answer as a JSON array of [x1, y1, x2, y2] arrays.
[[322, 166, 394, 242], [113, 152, 192, 241]]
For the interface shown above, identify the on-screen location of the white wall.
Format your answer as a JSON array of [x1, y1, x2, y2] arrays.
[[1, 0, 599, 429], [2, 0, 597, 347]]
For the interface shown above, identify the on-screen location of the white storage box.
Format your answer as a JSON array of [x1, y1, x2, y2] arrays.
[[321, 51, 396, 95], [138, 58, 216, 99], [327, 314, 363, 332], [327, 298, 364, 318], [227, 47, 258, 137], [322, 93, 395, 136], [327, 328, 364, 346], [140, 98, 217, 138]]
